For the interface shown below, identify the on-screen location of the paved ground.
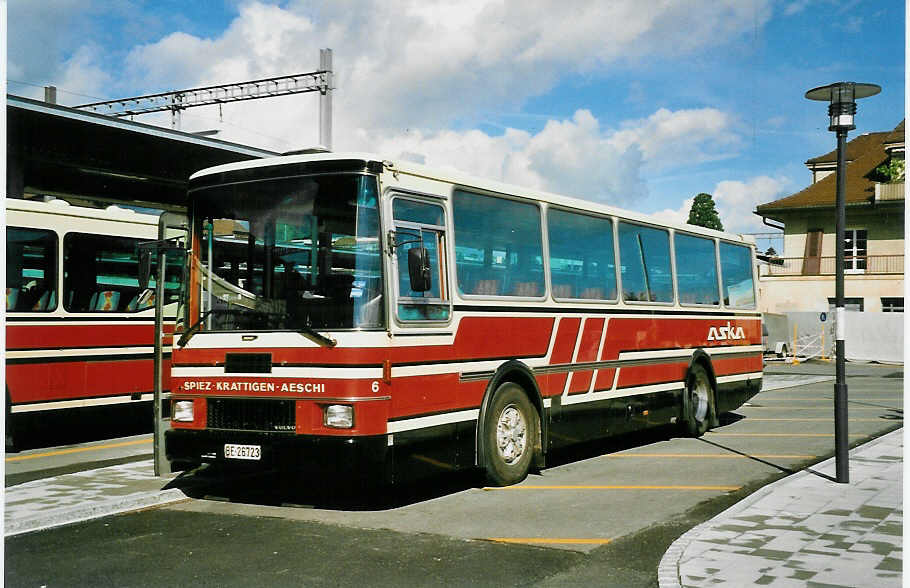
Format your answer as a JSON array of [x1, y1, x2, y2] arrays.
[[4, 364, 903, 586], [659, 428, 903, 587], [4, 458, 182, 537]]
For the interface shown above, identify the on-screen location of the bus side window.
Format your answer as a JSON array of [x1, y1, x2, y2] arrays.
[[392, 198, 450, 322], [675, 233, 720, 306], [720, 242, 756, 308], [618, 222, 673, 303], [548, 209, 617, 301], [64, 232, 164, 313], [453, 190, 544, 298], [6, 227, 58, 313]]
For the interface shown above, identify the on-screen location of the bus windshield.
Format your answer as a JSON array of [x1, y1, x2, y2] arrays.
[[190, 173, 384, 332]]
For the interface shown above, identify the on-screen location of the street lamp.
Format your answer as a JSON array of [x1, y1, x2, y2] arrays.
[[805, 81, 880, 484]]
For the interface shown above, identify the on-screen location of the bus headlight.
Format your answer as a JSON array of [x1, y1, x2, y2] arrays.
[[324, 404, 353, 428], [173, 400, 195, 422]]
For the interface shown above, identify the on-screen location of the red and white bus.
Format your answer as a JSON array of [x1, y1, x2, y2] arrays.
[[5, 199, 182, 448], [165, 153, 762, 486]]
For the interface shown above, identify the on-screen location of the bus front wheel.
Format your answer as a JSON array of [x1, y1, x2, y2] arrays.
[[482, 382, 538, 487], [682, 363, 714, 438]]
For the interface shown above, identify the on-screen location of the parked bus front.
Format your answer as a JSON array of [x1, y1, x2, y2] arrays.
[[166, 158, 396, 482]]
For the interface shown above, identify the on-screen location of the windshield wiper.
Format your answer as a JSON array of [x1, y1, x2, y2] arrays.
[[297, 323, 337, 348], [176, 308, 243, 347], [176, 308, 337, 348]]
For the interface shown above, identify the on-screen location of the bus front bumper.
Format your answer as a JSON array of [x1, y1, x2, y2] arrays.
[[165, 428, 391, 483]]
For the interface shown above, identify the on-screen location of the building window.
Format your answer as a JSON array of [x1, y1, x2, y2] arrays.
[[802, 228, 823, 275], [828, 297, 864, 312], [844, 229, 867, 273], [882, 297, 903, 313]]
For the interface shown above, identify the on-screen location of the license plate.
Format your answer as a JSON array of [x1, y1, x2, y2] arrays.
[[224, 443, 261, 460]]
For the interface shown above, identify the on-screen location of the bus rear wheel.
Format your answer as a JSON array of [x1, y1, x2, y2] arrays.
[[482, 382, 538, 487], [682, 363, 714, 438]]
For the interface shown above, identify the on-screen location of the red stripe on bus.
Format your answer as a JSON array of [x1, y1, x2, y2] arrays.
[[540, 317, 581, 396], [7, 358, 170, 404], [617, 362, 689, 389], [567, 317, 604, 394], [171, 316, 556, 367], [6, 323, 156, 350], [712, 355, 763, 376]]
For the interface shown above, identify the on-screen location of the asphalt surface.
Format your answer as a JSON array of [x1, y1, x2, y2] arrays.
[[4, 360, 903, 587]]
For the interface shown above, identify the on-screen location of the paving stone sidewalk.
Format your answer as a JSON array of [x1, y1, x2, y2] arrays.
[[659, 428, 903, 587], [4, 459, 183, 537]]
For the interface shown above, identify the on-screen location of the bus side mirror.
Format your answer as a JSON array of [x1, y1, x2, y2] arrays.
[[407, 247, 431, 292], [138, 249, 152, 290]]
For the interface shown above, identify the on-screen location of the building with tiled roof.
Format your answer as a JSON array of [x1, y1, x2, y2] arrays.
[[753, 120, 904, 314]]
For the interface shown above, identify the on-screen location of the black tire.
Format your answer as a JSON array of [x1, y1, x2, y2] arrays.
[[482, 382, 538, 486], [681, 363, 714, 438]]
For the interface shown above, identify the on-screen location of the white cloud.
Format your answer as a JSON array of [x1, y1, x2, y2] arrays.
[[7, 0, 88, 98], [713, 175, 789, 232], [651, 175, 790, 234], [32, 0, 766, 210], [59, 0, 770, 141], [609, 108, 740, 169], [651, 197, 694, 227], [361, 108, 758, 209], [57, 44, 113, 101], [782, 0, 813, 16]]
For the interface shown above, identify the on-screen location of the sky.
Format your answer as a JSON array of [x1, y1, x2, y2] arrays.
[[6, 0, 906, 234]]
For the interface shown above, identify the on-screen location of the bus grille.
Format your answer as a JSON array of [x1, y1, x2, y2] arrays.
[[207, 398, 296, 433], [224, 353, 272, 373]]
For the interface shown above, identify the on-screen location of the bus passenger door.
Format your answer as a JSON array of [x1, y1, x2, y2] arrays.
[[388, 196, 460, 474]]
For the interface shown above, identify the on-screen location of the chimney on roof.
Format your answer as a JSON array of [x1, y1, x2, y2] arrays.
[[44, 86, 57, 104]]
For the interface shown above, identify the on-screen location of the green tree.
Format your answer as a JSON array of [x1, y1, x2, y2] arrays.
[[686, 193, 724, 231]]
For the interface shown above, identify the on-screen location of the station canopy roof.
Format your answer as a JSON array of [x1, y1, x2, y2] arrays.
[[7, 94, 280, 211]]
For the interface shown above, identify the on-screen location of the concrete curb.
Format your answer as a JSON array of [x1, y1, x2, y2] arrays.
[[656, 428, 902, 588], [5, 488, 188, 537]]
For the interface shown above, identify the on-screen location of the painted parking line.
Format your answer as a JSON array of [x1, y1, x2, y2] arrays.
[[604, 453, 816, 460], [486, 485, 741, 491], [756, 395, 903, 401], [742, 406, 898, 410], [5, 438, 151, 462], [487, 537, 613, 545], [742, 418, 886, 422], [707, 432, 865, 438]]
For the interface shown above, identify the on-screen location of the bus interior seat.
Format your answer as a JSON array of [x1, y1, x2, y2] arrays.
[[6, 287, 19, 311], [31, 290, 51, 311], [94, 290, 121, 311], [472, 279, 500, 296], [552, 283, 573, 299], [511, 282, 540, 297], [126, 289, 155, 311], [580, 287, 604, 299]]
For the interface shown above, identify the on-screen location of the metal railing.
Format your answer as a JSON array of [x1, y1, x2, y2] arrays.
[[762, 254, 904, 276], [875, 182, 905, 202]]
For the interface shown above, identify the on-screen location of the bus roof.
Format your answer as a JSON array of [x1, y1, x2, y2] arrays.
[[6, 198, 161, 226], [190, 152, 752, 245]]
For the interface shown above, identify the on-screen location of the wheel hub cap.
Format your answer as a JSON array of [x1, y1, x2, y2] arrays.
[[496, 405, 527, 465]]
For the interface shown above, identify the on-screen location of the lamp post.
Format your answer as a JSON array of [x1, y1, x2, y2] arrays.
[[805, 81, 880, 484]]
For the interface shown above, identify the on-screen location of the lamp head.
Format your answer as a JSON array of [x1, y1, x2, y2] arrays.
[[805, 82, 881, 132]]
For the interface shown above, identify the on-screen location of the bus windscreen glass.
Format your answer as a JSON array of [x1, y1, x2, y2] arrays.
[[190, 174, 384, 331]]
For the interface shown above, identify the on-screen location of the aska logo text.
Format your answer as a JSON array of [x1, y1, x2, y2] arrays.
[[707, 322, 745, 341]]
